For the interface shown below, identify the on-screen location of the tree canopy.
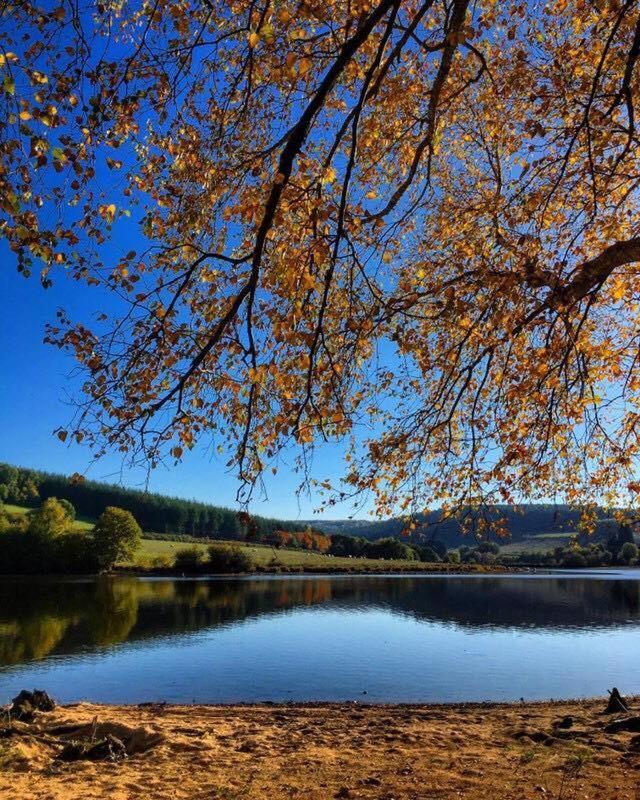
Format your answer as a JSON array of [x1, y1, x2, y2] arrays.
[[92, 506, 142, 568], [2, 0, 640, 522]]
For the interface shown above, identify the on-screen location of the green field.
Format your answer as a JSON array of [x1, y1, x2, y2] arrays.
[[499, 532, 575, 555], [129, 537, 463, 572]]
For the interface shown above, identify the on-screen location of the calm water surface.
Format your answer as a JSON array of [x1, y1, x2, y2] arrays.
[[1, 571, 639, 704]]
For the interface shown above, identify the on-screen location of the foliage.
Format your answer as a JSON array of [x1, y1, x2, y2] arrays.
[[447, 549, 461, 564], [173, 546, 205, 574], [3, 1, 640, 518], [366, 537, 418, 561], [0, 465, 39, 505], [0, 503, 98, 574], [256, 528, 331, 552], [57, 498, 76, 523], [207, 543, 254, 573], [476, 541, 500, 555], [619, 542, 638, 565], [92, 507, 142, 570], [329, 534, 368, 558], [27, 498, 70, 539], [412, 545, 441, 563]]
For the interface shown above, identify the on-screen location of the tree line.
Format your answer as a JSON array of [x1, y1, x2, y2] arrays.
[[0, 463, 307, 540]]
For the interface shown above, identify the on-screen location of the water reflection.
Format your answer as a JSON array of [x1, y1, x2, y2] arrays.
[[1, 573, 640, 668]]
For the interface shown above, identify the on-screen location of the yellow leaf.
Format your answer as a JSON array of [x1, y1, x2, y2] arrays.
[[322, 166, 336, 184], [248, 32, 260, 48], [261, 23, 275, 43], [31, 70, 48, 85]]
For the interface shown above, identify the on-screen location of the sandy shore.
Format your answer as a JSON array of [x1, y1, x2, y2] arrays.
[[1, 698, 639, 799]]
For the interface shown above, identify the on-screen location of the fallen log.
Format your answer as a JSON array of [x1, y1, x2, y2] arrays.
[[604, 716, 640, 734]]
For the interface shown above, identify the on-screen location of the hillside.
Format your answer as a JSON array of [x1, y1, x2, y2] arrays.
[[306, 506, 620, 548], [0, 463, 307, 541]]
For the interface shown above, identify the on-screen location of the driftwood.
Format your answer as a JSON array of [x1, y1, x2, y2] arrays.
[[604, 688, 629, 714], [5, 690, 56, 722], [59, 734, 127, 762], [50, 719, 164, 755], [604, 716, 640, 734], [0, 690, 163, 763]]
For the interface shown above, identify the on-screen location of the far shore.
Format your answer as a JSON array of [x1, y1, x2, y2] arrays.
[[2, 696, 639, 799], [117, 560, 516, 577], [6, 562, 636, 578], [0, 563, 528, 578]]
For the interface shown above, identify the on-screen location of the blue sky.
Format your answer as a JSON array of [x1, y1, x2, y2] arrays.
[[0, 254, 371, 520]]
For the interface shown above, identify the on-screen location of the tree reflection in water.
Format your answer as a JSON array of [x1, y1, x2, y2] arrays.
[[0, 574, 639, 667]]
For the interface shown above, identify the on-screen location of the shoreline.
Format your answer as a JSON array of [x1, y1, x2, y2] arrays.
[[117, 561, 517, 577], [2, 696, 639, 799], [5, 562, 634, 578]]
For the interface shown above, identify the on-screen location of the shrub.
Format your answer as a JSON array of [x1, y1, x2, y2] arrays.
[[0, 525, 97, 574], [207, 543, 253, 573], [475, 550, 497, 565], [619, 541, 638, 565], [560, 549, 587, 568], [150, 553, 173, 569], [476, 540, 500, 555], [174, 546, 205, 573], [447, 549, 461, 564], [51, 531, 99, 573], [415, 545, 441, 563]]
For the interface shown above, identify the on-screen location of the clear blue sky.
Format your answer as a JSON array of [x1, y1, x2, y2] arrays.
[[0, 253, 371, 521]]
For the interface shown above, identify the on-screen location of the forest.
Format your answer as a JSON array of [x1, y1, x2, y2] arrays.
[[0, 463, 307, 540]]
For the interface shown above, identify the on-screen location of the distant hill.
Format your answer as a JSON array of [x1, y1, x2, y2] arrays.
[[305, 506, 621, 548]]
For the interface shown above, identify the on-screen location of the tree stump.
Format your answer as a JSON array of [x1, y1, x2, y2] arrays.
[[605, 687, 629, 714]]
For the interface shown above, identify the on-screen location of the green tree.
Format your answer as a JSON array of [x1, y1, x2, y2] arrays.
[[92, 507, 142, 570], [28, 498, 70, 539]]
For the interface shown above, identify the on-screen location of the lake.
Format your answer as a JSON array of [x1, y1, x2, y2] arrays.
[[1, 571, 639, 704]]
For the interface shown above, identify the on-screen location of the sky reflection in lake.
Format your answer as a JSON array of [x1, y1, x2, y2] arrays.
[[1, 572, 639, 703]]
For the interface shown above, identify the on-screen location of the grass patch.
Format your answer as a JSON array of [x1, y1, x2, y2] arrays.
[[500, 533, 574, 555]]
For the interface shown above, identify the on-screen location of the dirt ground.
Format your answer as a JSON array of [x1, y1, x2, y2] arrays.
[[1, 698, 640, 799]]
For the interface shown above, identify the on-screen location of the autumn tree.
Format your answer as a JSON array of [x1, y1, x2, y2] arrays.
[[2, 0, 640, 525], [28, 497, 70, 539]]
